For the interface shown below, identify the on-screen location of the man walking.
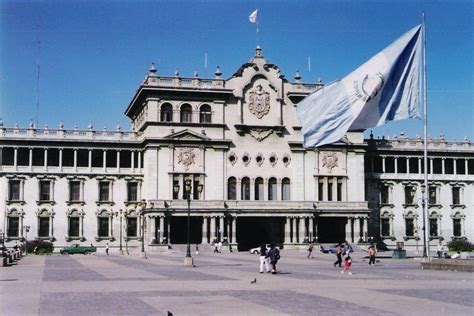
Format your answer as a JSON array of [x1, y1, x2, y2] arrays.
[[259, 244, 270, 273], [334, 244, 342, 268]]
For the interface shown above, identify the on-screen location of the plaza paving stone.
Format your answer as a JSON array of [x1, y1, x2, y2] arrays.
[[1, 249, 473, 315]]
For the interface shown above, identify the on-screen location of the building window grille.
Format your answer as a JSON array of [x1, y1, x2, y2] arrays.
[[404, 185, 416, 205], [255, 177, 264, 200], [241, 177, 250, 200], [268, 177, 277, 201], [227, 177, 237, 200], [199, 104, 212, 123], [9, 180, 21, 201], [7, 215, 20, 237], [127, 182, 138, 202], [452, 187, 461, 205], [282, 178, 291, 201], [99, 182, 110, 201], [127, 217, 138, 237], [160, 103, 173, 122], [180, 104, 192, 123], [39, 180, 51, 201]]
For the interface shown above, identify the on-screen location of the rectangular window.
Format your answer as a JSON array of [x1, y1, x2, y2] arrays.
[[17, 148, 29, 166], [397, 157, 407, 173], [1, 147, 15, 166], [193, 178, 201, 200], [327, 179, 333, 201], [127, 182, 138, 202], [404, 186, 415, 205], [318, 180, 324, 201], [127, 217, 138, 237], [456, 159, 465, 175], [69, 181, 81, 201], [9, 180, 20, 200], [405, 218, 414, 236], [38, 217, 50, 237], [452, 187, 460, 205], [453, 219, 461, 237], [98, 217, 109, 237], [380, 186, 390, 204], [32, 148, 45, 166], [429, 218, 438, 237], [337, 179, 343, 201], [99, 182, 110, 201], [428, 186, 437, 205], [381, 218, 390, 236], [173, 176, 180, 200], [69, 217, 80, 237], [47, 149, 60, 167], [409, 158, 419, 173], [7, 217, 19, 237], [39, 181, 51, 201], [385, 157, 395, 173]]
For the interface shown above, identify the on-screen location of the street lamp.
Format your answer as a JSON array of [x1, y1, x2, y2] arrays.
[[174, 179, 203, 267], [24, 225, 30, 256], [420, 185, 427, 258], [116, 210, 124, 255], [140, 199, 147, 259]]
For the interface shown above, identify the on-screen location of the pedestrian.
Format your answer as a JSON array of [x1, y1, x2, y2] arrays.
[[307, 243, 314, 258], [217, 241, 223, 253], [266, 244, 280, 274], [333, 244, 342, 268], [341, 255, 352, 275], [368, 243, 377, 266], [195, 244, 199, 255], [259, 244, 270, 273], [436, 240, 444, 259], [105, 243, 109, 255], [343, 240, 353, 258]]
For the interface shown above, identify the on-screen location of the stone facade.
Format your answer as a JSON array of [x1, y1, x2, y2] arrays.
[[0, 47, 472, 252]]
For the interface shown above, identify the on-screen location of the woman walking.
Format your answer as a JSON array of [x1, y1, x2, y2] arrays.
[[333, 244, 342, 268]]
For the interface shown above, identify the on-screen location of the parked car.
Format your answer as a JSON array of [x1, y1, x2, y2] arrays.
[[60, 244, 96, 255], [249, 247, 261, 254], [320, 244, 339, 254]]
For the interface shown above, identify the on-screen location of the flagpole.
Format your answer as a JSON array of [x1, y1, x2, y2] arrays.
[[256, 18, 259, 45], [422, 12, 430, 260]]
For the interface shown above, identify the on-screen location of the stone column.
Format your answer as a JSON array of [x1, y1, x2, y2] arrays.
[[353, 217, 361, 243], [313, 217, 318, 242], [263, 178, 269, 200], [219, 216, 224, 242], [276, 179, 282, 200], [284, 217, 291, 244], [80, 213, 84, 238], [382, 156, 386, 173], [87, 149, 91, 171], [394, 157, 398, 174], [201, 216, 208, 244], [345, 217, 352, 242], [362, 217, 368, 242], [210, 216, 216, 243], [159, 216, 165, 243], [102, 150, 107, 172], [49, 215, 54, 238], [250, 178, 255, 201], [308, 217, 314, 241], [131, 151, 135, 171], [29, 148, 33, 170], [231, 216, 237, 243], [291, 217, 297, 243], [149, 216, 156, 244], [298, 217, 305, 243]]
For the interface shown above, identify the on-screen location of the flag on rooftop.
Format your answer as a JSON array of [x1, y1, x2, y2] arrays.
[[249, 9, 258, 23], [297, 25, 423, 148]]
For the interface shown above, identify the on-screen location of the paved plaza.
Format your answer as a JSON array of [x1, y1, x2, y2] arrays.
[[1, 248, 473, 315]]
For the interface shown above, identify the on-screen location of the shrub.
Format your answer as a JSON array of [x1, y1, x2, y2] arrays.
[[447, 239, 474, 252], [26, 240, 55, 254]]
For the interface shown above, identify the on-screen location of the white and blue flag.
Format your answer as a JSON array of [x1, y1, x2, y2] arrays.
[[297, 25, 423, 148]]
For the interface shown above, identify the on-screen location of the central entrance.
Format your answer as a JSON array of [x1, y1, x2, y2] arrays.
[[170, 216, 203, 244], [236, 216, 284, 251], [317, 217, 347, 243]]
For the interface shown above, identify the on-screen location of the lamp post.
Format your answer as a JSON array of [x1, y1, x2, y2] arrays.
[[174, 179, 203, 267], [24, 225, 30, 256], [118, 210, 124, 255], [140, 199, 147, 259], [420, 185, 427, 258]]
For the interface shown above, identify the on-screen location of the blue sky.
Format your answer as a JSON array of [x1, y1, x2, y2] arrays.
[[1, 0, 472, 141]]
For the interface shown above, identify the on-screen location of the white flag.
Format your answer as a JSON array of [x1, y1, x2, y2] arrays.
[[297, 25, 423, 148], [249, 9, 258, 23]]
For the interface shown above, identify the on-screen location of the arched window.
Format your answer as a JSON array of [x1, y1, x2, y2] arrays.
[[404, 212, 415, 237], [380, 212, 392, 237], [429, 212, 439, 237], [241, 177, 250, 200], [126, 210, 138, 237], [68, 209, 81, 238], [97, 210, 110, 238], [452, 212, 463, 237], [255, 177, 264, 200], [160, 103, 173, 122], [227, 177, 236, 200], [199, 104, 212, 123], [268, 177, 277, 200], [38, 209, 52, 238], [180, 104, 192, 123], [7, 209, 20, 237], [282, 178, 291, 200]]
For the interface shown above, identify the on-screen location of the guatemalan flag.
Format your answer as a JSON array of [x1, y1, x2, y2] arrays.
[[297, 25, 423, 148]]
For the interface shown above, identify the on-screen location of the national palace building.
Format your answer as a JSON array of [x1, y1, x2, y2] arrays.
[[1, 47, 473, 252]]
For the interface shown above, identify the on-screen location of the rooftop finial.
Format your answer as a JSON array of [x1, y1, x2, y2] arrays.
[[88, 122, 93, 130], [174, 68, 179, 77], [149, 62, 157, 75], [194, 69, 199, 78], [317, 76, 323, 84], [59, 120, 64, 129], [214, 65, 222, 78], [294, 70, 301, 82], [255, 45, 262, 58]]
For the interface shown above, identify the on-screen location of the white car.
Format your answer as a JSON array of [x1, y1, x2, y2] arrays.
[[249, 247, 260, 254]]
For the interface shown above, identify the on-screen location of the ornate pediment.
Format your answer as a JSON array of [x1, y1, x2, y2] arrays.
[[234, 124, 285, 142], [165, 129, 210, 141]]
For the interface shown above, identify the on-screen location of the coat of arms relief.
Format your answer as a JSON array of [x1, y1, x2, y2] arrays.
[[177, 148, 196, 171], [248, 84, 270, 119], [322, 152, 338, 173]]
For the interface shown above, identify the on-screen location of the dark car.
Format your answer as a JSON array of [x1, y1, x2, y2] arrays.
[[320, 244, 339, 254]]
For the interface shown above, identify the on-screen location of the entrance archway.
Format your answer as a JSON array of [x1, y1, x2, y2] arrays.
[[317, 217, 346, 243], [236, 217, 284, 251], [169, 216, 203, 244]]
